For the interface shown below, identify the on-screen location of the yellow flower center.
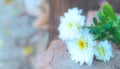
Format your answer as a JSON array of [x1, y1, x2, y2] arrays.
[[68, 22, 73, 28], [76, 24, 80, 29], [77, 39, 88, 50], [97, 46, 106, 57]]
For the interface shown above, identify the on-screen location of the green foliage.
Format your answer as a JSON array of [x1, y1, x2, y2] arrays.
[[88, 2, 120, 46]]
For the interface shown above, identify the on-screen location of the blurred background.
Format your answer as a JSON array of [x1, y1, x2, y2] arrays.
[[0, 0, 120, 69], [0, 0, 49, 69]]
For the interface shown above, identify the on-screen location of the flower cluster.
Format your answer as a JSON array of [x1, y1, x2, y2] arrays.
[[58, 7, 114, 66]]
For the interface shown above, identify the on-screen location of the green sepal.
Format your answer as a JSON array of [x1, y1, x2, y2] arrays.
[[97, 10, 106, 23], [102, 2, 117, 20]]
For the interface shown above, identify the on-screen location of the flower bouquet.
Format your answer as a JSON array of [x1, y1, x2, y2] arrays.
[[58, 0, 120, 66]]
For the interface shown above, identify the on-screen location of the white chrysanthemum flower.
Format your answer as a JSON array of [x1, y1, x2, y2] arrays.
[[58, 7, 86, 40], [94, 40, 113, 62], [66, 29, 96, 66]]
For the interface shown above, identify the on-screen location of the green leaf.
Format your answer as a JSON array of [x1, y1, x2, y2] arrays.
[[93, 17, 97, 25], [94, 34, 100, 40], [118, 17, 120, 24], [89, 28, 99, 34], [109, 27, 115, 34], [97, 10, 106, 23], [110, 38, 117, 44], [113, 32, 120, 45], [100, 32, 106, 40], [115, 27, 120, 33], [102, 3, 117, 20], [102, 23, 111, 29]]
